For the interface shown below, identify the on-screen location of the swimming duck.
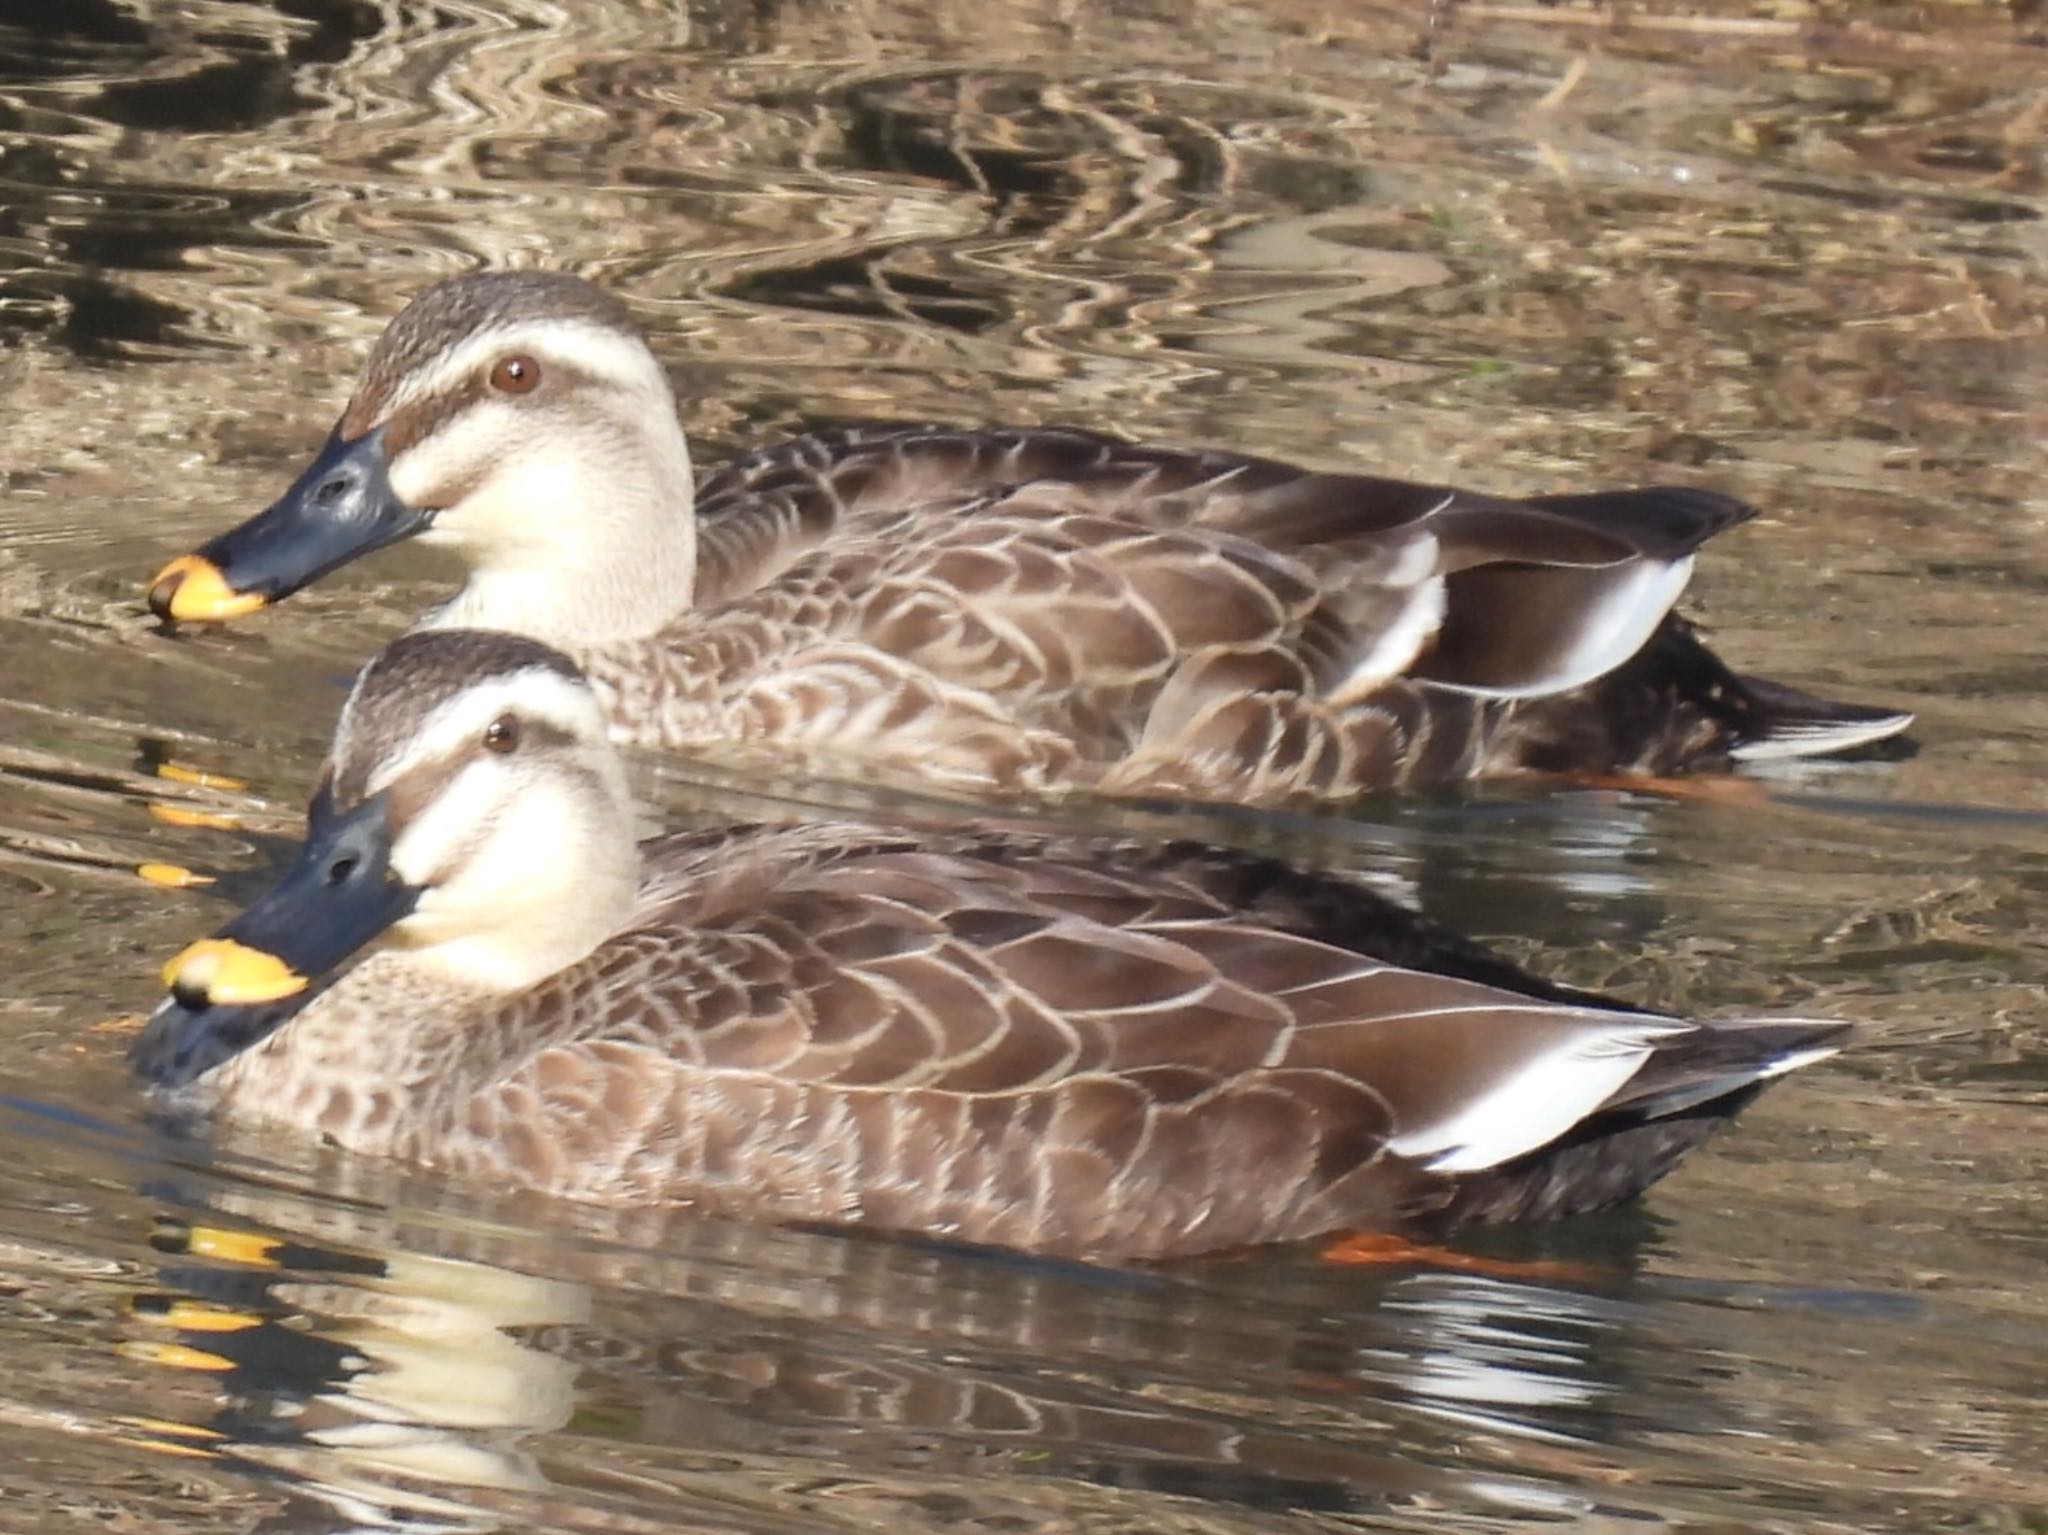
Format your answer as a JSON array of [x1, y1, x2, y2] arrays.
[[136, 629, 1846, 1261], [145, 273, 1908, 806]]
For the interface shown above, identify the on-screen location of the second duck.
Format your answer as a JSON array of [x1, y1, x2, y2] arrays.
[[148, 272, 1910, 805]]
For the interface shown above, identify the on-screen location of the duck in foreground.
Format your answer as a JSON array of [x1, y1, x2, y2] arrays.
[[146, 272, 1910, 807], [136, 629, 1846, 1261]]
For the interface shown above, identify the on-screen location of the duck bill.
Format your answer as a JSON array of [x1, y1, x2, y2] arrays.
[[159, 790, 420, 1011], [147, 424, 432, 623]]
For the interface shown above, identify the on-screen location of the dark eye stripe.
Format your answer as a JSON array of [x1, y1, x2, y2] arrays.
[[382, 753, 470, 839], [505, 718, 579, 754], [382, 721, 585, 819], [373, 722, 599, 885], [378, 378, 488, 458], [345, 356, 605, 454]]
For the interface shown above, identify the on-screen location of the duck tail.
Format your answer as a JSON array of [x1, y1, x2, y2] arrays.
[[1652, 615, 1917, 762], [1725, 672, 1917, 762], [1416, 1015, 1847, 1229], [1518, 616, 1916, 772], [1604, 1016, 1852, 1124]]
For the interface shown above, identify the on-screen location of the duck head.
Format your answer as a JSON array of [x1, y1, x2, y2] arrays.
[[148, 273, 697, 646], [138, 630, 641, 1086]]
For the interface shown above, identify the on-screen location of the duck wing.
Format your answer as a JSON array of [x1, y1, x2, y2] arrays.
[[691, 426, 1750, 710], [461, 828, 1833, 1256]]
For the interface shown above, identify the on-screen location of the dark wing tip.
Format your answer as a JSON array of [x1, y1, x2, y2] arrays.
[[1523, 486, 1757, 559]]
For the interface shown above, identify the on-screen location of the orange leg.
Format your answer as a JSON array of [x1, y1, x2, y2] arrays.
[[1318, 1231, 1599, 1283], [1545, 770, 1772, 807]]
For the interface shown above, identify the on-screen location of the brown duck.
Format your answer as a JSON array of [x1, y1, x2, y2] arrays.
[[137, 630, 1846, 1261], [146, 273, 1909, 806]]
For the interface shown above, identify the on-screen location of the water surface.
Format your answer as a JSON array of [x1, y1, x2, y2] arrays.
[[1, 3, 2044, 1531]]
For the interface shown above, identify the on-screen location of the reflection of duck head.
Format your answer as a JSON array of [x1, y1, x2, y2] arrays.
[[129, 1206, 588, 1534], [135, 627, 1847, 1260]]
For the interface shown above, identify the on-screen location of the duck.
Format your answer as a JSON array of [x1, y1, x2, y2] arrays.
[[145, 272, 1910, 807], [134, 628, 1847, 1261]]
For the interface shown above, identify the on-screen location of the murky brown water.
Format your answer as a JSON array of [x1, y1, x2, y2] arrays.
[[2, 2, 2045, 1530]]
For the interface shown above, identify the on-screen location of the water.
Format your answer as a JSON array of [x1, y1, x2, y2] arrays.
[[1, 1, 2045, 1529]]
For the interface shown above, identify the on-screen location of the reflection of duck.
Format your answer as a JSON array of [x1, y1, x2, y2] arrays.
[[146, 273, 1908, 806], [136, 629, 1843, 1260], [115, 1186, 1660, 1532]]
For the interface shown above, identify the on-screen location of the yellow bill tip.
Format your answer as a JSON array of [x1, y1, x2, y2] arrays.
[[138, 862, 215, 889], [147, 554, 268, 623], [112, 1433, 226, 1461], [112, 1415, 229, 1459], [162, 937, 307, 1006], [150, 760, 251, 793], [147, 803, 244, 831]]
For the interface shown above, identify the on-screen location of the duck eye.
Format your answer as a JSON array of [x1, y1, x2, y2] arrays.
[[483, 715, 520, 754], [489, 354, 541, 394]]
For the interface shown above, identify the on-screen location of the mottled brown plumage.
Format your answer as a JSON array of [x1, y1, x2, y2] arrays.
[[148, 273, 1911, 806], [137, 631, 1847, 1261]]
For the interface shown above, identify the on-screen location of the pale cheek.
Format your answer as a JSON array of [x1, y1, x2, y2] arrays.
[[400, 784, 585, 937], [389, 770, 487, 891], [418, 456, 587, 563], [389, 437, 470, 510], [387, 409, 526, 513]]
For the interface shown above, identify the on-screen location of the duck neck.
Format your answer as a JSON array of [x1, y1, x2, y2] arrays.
[[428, 408, 698, 649]]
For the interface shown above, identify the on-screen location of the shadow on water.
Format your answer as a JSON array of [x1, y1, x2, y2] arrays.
[[0, 0, 2044, 1531]]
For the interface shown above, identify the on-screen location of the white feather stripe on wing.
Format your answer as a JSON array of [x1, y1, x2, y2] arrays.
[[1324, 579, 1449, 708], [1382, 1015, 1690, 1174], [1418, 555, 1696, 700]]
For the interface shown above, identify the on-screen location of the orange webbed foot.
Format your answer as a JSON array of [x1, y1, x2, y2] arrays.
[[1549, 770, 1772, 808], [1318, 1232, 1599, 1283]]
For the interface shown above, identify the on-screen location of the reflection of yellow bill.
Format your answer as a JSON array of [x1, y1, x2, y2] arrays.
[[156, 1219, 284, 1269], [131, 1296, 263, 1334], [112, 1433, 225, 1461], [117, 1339, 236, 1372], [148, 804, 244, 832], [137, 862, 214, 889], [118, 1416, 227, 1443], [161, 938, 307, 1005], [150, 760, 251, 793], [113, 1416, 228, 1460], [147, 555, 268, 623]]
